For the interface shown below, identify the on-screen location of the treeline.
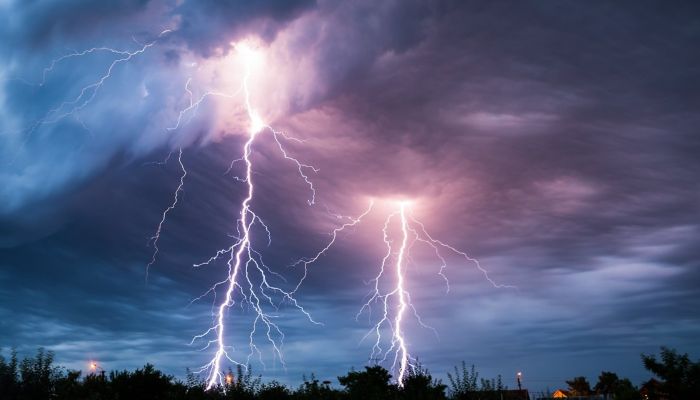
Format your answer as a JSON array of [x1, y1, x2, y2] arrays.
[[0, 349, 488, 400], [535, 347, 700, 400], [0, 347, 698, 400]]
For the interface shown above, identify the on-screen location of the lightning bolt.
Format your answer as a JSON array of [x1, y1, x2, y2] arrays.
[[146, 147, 186, 280], [13, 30, 184, 274], [393, 203, 410, 384], [9, 30, 171, 147], [182, 43, 324, 390], [33, 35, 326, 388], [16, 32, 360, 391], [167, 77, 243, 132], [146, 74, 246, 273], [358, 201, 515, 387], [289, 201, 375, 294]]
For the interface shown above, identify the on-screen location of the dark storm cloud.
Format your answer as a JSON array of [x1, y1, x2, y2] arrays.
[[269, 0, 700, 386], [1, 0, 699, 393], [174, 0, 317, 55], [7, 0, 151, 45]]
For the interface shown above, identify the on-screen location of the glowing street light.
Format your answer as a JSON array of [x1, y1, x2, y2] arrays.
[[89, 360, 105, 377]]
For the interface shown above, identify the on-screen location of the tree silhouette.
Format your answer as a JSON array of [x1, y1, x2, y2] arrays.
[[337, 365, 397, 400], [53, 370, 84, 400], [7, 346, 698, 400], [0, 348, 20, 399], [296, 374, 343, 400], [593, 371, 641, 400], [19, 347, 62, 399], [447, 362, 478, 398], [399, 366, 447, 400], [257, 381, 291, 400], [109, 364, 177, 400], [594, 371, 620, 396], [447, 363, 506, 400], [221, 365, 261, 400], [565, 376, 591, 396], [613, 378, 640, 400], [642, 346, 700, 399]]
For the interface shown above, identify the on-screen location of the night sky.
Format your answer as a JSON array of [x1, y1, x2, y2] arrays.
[[1, 0, 699, 393]]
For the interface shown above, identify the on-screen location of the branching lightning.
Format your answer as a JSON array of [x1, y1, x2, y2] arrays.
[[32, 33, 335, 389], [289, 201, 375, 294], [146, 146, 186, 280], [177, 43, 324, 390], [19, 30, 179, 271], [13, 30, 172, 145], [146, 74, 244, 272], [358, 201, 514, 386], [33, 34, 349, 390]]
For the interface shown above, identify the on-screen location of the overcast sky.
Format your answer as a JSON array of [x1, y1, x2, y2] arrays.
[[1, 0, 699, 393]]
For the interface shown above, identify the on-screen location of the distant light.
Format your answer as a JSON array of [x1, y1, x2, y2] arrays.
[[225, 374, 233, 385]]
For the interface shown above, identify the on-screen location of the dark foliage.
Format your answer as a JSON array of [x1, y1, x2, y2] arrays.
[[0, 349, 448, 400], [400, 366, 447, 400], [641, 347, 700, 399], [337, 365, 397, 399], [447, 362, 506, 400], [565, 376, 592, 396], [592, 371, 640, 400], [296, 374, 343, 400], [1, 346, 694, 400]]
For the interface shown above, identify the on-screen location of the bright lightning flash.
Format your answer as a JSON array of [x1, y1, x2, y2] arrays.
[[180, 43, 321, 390], [133, 39, 345, 390], [358, 200, 514, 387]]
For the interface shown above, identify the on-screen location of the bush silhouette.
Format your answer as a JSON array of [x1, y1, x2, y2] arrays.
[[399, 366, 447, 400], [642, 346, 700, 399], [3, 346, 692, 400], [337, 365, 397, 399]]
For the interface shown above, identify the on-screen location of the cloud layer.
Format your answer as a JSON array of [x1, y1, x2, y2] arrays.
[[1, 0, 699, 392]]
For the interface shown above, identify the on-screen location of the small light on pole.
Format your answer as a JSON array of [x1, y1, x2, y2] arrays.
[[89, 361, 105, 378], [516, 371, 523, 391], [89, 361, 103, 372]]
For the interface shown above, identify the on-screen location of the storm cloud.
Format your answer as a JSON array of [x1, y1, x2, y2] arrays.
[[1, 0, 699, 392]]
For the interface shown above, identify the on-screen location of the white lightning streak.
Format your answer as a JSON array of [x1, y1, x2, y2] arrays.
[[201, 119, 257, 388], [146, 72, 249, 273], [146, 147, 186, 278], [289, 201, 375, 294], [29, 30, 171, 134], [4, 30, 172, 168], [17, 32, 338, 391], [167, 78, 242, 132], [359, 202, 514, 387], [357, 207, 417, 387], [187, 43, 321, 390], [393, 203, 410, 384], [39, 47, 132, 86], [409, 215, 517, 290]]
